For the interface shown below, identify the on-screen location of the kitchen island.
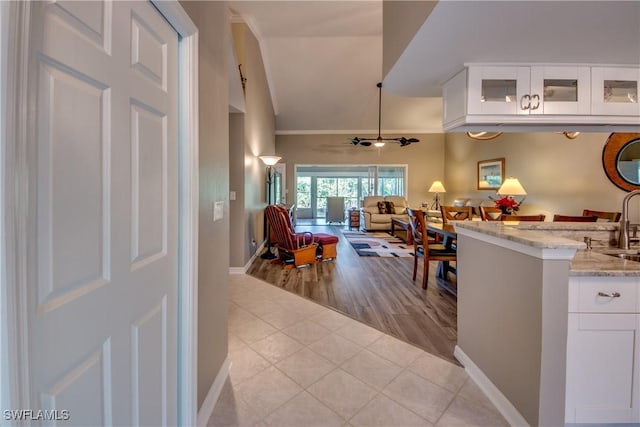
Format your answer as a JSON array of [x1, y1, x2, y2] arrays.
[[453, 221, 640, 426]]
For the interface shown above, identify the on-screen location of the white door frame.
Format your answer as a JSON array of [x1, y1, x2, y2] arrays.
[[0, 1, 200, 425]]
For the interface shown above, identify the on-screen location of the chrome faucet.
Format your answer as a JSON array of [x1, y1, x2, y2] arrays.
[[618, 189, 640, 249]]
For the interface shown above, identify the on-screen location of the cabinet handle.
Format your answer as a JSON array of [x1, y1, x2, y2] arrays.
[[520, 94, 531, 110], [598, 291, 621, 298], [531, 94, 540, 110]]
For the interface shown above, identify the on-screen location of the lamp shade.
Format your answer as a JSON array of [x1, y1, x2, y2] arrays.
[[259, 155, 281, 166], [428, 181, 446, 193], [497, 177, 527, 196]]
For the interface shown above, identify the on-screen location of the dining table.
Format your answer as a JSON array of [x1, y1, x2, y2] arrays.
[[426, 221, 458, 295]]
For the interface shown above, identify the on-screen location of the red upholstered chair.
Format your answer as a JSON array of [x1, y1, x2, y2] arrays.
[[266, 205, 338, 268]]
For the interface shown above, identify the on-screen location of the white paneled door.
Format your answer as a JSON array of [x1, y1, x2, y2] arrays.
[[29, 1, 178, 425]]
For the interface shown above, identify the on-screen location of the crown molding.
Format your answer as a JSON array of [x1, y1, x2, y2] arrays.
[[275, 128, 443, 136]]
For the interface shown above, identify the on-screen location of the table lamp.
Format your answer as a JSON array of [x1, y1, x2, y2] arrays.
[[497, 177, 527, 197], [428, 180, 446, 210]]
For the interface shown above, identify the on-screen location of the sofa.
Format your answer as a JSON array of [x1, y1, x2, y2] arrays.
[[360, 196, 409, 231]]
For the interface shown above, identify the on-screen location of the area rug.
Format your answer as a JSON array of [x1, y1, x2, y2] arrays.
[[343, 231, 415, 257]]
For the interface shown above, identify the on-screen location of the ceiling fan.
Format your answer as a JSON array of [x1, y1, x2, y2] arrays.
[[351, 82, 420, 148]]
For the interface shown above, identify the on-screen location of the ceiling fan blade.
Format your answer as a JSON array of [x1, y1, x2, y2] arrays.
[[407, 138, 420, 143], [360, 141, 372, 147], [351, 138, 360, 145]]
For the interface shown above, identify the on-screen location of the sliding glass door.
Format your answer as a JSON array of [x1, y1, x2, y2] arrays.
[[295, 165, 406, 219]]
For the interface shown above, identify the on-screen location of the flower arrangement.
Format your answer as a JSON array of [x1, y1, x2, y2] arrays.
[[494, 196, 520, 214]]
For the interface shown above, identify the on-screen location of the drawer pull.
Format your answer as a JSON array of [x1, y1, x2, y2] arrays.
[[597, 291, 621, 298]]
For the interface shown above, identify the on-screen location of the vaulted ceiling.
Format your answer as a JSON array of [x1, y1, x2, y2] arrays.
[[229, 1, 640, 136], [229, 1, 443, 135]]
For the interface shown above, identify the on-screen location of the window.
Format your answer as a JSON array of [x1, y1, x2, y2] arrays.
[[295, 165, 406, 219], [377, 166, 405, 196], [296, 176, 311, 209]]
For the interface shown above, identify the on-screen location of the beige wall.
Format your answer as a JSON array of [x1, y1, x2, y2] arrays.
[[230, 24, 276, 267], [180, 1, 230, 409], [444, 132, 636, 221], [457, 234, 570, 426], [229, 113, 246, 267], [276, 134, 445, 208]]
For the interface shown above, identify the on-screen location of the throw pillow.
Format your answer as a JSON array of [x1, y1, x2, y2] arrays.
[[377, 201, 387, 214], [385, 201, 396, 214]]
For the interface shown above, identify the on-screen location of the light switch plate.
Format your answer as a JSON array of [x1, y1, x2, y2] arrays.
[[213, 201, 224, 221], [230, 191, 236, 201]]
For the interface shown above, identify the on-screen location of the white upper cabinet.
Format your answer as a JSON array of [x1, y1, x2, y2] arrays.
[[467, 65, 590, 116], [467, 66, 530, 115], [530, 66, 591, 115], [442, 63, 640, 132], [591, 67, 640, 116]]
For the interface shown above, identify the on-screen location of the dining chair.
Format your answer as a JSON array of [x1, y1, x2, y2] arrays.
[[553, 214, 598, 222], [440, 205, 473, 224], [582, 209, 621, 222], [479, 206, 503, 221], [407, 208, 457, 289], [501, 214, 546, 222]]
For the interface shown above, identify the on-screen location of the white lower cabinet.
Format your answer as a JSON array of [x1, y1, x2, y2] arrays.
[[566, 276, 640, 424]]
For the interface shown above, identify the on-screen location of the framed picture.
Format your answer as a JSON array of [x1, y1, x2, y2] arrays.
[[477, 158, 505, 190]]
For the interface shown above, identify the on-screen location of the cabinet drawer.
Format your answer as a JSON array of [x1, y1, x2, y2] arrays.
[[571, 277, 639, 313]]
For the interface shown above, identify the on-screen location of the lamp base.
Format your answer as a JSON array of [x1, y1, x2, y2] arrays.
[[430, 194, 442, 211]]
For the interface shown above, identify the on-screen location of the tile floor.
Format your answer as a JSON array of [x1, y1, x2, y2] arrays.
[[209, 274, 508, 427]]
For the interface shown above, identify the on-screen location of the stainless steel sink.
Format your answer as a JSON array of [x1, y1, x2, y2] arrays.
[[607, 253, 640, 262]]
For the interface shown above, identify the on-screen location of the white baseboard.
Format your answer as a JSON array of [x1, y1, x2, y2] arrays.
[[197, 357, 231, 426], [229, 242, 265, 275], [454, 345, 529, 427]]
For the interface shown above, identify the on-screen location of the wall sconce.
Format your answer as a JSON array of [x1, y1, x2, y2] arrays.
[[428, 180, 447, 211]]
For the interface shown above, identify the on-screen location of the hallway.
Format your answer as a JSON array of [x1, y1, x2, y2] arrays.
[[208, 274, 507, 426]]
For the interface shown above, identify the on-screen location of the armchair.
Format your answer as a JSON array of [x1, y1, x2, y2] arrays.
[[265, 205, 339, 268], [266, 205, 317, 268]]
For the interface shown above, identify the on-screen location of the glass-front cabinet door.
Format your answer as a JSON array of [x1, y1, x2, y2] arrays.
[[529, 66, 591, 115], [591, 67, 640, 116], [466, 66, 530, 115]]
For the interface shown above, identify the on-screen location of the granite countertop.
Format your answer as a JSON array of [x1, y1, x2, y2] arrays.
[[454, 221, 640, 276], [571, 249, 640, 277], [454, 221, 585, 249]]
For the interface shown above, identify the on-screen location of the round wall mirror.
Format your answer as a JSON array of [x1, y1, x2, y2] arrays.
[[603, 133, 640, 191]]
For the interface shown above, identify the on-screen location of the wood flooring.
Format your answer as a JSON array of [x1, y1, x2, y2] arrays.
[[247, 225, 459, 364]]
